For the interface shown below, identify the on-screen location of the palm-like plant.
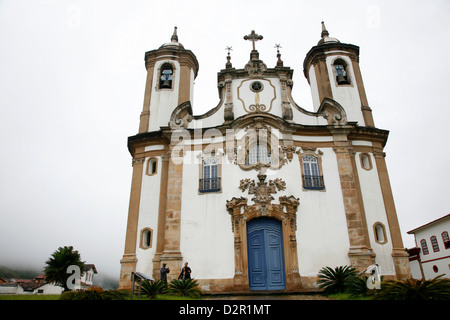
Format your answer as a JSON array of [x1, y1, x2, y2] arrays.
[[168, 278, 202, 297], [373, 275, 450, 300], [317, 265, 358, 294], [44, 246, 85, 291], [141, 279, 168, 299]]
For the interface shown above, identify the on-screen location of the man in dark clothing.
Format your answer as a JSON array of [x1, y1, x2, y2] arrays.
[[160, 263, 170, 282], [178, 262, 191, 280]]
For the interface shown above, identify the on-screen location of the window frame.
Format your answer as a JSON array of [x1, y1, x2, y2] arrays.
[[331, 57, 352, 86], [359, 153, 373, 171], [430, 235, 440, 252], [373, 222, 388, 244], [298, 148, 325, 191], [420, 239, 429, 255], [157, 62, 175, 91], [140, 228, 153, 250], [199, 155, 222, 194], [146, 157, 158, 176], [442, 231, 450, 249]]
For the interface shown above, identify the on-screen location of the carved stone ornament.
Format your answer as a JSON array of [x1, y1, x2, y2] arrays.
[[317, 97, 347, 126], [169, 101, 193, 129], [232, 173, 294, 217], [245, 59, 267, 78]]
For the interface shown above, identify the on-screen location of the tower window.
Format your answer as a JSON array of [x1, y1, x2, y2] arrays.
[[140, 228, 153, 249], [333, 59, 350, 85], [159, 63, 173, 89], [302, 155, 324, 190], [199, 157, 221, 193], [146, 158, 158, 176], [360, 153, 373, 170], [374, 222, 387, 244]]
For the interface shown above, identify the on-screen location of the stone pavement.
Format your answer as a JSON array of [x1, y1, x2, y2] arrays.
[[203, 292, 331, 300]]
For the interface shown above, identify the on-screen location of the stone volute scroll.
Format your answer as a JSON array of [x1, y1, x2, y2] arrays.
[[169, 101, 193, 129]]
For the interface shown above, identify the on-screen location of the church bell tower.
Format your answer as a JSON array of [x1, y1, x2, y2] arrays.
[[303, 22, 375, 127], [138, 27, 199, 133]]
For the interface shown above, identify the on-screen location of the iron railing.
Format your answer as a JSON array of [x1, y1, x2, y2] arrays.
[[199, 177, 221, 193], [303, 175, 324, 190]]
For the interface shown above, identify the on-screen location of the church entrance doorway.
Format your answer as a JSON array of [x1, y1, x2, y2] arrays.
[[246, 217, 286, 290]]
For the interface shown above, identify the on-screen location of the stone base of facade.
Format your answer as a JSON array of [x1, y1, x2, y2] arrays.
[[118, 254, 138, 290], [392, 248, 412, 280]]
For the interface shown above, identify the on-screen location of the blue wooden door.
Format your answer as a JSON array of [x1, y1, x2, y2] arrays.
[[247, 218, 286, 290]]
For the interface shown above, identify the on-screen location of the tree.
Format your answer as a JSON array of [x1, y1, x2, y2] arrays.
[[44, 246, 85, 291]]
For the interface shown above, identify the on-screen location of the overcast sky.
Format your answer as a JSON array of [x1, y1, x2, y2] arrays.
[[0, 0, 449, 279]]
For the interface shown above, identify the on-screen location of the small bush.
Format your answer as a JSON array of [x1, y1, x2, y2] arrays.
[[168, 279, 202, 297], [317, 265, 358, 295], [60, 286, 128, 300], [141, 280, 168, 299], [373, 275, 450, 300]]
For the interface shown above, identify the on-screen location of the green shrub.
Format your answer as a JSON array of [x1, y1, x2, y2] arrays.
[[316, 265, 358, 295], [168, 279, 202, 297], [141, 280, 168, 299], [373, 275, 450, 300], [60, 286, 128, 300]]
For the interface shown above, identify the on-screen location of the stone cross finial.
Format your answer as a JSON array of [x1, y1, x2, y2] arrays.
[[171, 26, 178, 42], [244, 30, 263, 51]]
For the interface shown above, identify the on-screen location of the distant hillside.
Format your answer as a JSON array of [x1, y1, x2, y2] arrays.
[[0, 265, 43, 280]]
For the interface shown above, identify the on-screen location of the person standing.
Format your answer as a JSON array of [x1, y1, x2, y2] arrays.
[[160, 263, 170, 282], [178, 262, 191, 280]]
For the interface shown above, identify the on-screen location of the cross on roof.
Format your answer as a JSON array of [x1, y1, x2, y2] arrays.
[[244, 30, 263, 51]]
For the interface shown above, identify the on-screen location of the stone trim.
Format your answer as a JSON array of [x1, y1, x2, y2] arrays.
[[226, 174, 302, 291]]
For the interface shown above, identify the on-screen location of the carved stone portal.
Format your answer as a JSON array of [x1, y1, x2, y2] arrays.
[[226, 174, 302, 291]]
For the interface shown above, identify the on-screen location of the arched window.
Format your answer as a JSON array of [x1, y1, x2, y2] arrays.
[[430, 236, 440, 252], [159, 63, 173, 89], [146, 158, 158, 176], [360, 153, 372, 170], [420, 239, 429, 255], [442, 231, 450, 249], [333, 59, 350, 85], [200, 157, 221, 193], [374, 223, 387, 244], [302, 155, 324, 190], [246, 144, 273, 165], [140, 228, 153, 249]]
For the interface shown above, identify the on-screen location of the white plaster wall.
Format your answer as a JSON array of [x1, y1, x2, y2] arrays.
[[178, 141, 356, 280], [179, 149, 237, 280], [148, 60, 181, 132], [231, 77, 283, 120], [35, 283, 64, 295], [326, 55, 365, 126], [356, 151, 396, 275], [307, 64, 321, 112], [295, 148, 351, 276], [135, 156, 162, 277], [409, 260, 423, 279]]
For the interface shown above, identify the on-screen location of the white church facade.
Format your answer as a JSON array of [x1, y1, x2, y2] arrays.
[[119, 24, 411, 292]]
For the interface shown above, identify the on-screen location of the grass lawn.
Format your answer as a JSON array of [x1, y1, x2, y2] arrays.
[[326, 293, 371, 300]]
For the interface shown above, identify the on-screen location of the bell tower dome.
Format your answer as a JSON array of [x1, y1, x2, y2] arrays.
[[303, 22, 374, 127], [138, 27, 199, 133]]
